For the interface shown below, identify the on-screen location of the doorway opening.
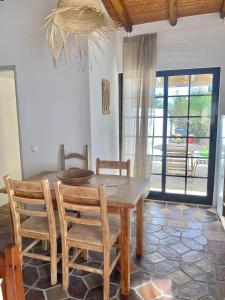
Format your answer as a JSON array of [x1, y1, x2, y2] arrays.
[[0, 67, 22, 206], [150, 68, 220, 205], [119, 68, 220, 205]]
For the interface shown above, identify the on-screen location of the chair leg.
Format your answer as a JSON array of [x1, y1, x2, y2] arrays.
[[16, 235, 23, 265], [103, 250, 110, 300], [62, 245, 69, 289], [42, 240, 49, 252], [82, 250, 89, 261], [50, 240, 57, 285], [73, 248, 88, 261], [117, 236, 121, 269]]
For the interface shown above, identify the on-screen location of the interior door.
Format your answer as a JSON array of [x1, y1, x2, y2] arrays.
[[149, 68, 220, 205], [0, 68, 22, 205]]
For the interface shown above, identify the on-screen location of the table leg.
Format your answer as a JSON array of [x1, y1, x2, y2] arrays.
[[120, 207, 130, 295], [136, 195, 144, 256]]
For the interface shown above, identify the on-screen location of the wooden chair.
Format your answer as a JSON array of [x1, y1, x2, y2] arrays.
[[96, 159, 131, 177], [0, 244, 25, 300], [166, 146, 193, 176], [60, 144, 89, 171], [4, 176, 60, 286], [54, 181, 121, 300]]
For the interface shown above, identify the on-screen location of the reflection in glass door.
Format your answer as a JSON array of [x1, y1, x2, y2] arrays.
[[149, 68, 220, 205]]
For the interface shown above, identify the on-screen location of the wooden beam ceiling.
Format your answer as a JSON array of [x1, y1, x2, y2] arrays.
[[108, 0, 133, 32], [103, 0, 224, 30], [168, 0, 177, 26], [220, 0, 225, 18]]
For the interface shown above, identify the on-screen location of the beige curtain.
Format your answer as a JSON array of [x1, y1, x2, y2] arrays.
[[122, 34, 157, 177]]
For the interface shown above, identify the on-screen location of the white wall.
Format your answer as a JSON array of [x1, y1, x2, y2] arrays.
[[0, 70, 22, 205], [116, 13, 225, 205], [117, 13, 225, 114], [0, 0, 91, 177], [88, 36, 120, 171]]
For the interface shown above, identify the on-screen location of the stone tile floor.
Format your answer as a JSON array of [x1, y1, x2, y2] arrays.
[[1, 201, 225, 300]]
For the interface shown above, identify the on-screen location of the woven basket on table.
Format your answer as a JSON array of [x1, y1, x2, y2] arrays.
[[45, 0, 118, 65], [57, 168, 94, 186]]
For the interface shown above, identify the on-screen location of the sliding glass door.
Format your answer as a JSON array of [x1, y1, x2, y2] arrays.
[[149, 68, 220, 205]]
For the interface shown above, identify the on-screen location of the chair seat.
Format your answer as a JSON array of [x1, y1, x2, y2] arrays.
[[67, 214, 120, 247], [19, 213, 60, 239], [82, 212, 120, 228]]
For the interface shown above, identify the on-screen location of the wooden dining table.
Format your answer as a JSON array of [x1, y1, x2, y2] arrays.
[[0, 171, 150, 296]]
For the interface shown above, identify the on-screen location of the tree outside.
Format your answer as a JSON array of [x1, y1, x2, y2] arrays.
[[169, 88, 211, 144]]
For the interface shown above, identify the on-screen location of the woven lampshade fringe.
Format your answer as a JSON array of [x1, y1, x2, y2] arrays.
[[44, 0, 119, 66]]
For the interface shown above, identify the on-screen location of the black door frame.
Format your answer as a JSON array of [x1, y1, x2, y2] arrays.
[[119, 67, 220, 205], [150, 67, 220, 205]]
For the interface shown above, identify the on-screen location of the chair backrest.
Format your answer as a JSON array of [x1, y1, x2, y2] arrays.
[[54, 181, 110, 248], [60, 144, 89, 171], [0, 244, 25, 300], [4, 177, 56, 243], [96, 159, 131, 177], [167, 146, 186, 157]]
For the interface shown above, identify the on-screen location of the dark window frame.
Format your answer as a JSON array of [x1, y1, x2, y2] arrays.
[[119, 67, 220, 205]]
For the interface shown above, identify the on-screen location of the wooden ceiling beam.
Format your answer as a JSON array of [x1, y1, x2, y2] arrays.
[[168, 0, 177, 26], [108, 0, 133, 32], [220, 0, 225, 18]]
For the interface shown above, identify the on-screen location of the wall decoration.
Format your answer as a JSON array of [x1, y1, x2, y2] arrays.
[[102, 79, 110, 115]]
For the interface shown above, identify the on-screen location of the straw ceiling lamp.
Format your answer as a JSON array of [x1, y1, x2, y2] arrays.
[[45, 0, 118, 65]]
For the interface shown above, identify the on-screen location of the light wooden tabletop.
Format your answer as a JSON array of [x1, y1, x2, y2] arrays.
[[0, 171, 150, 209]]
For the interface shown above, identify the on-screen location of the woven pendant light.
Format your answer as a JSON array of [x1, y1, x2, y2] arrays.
[[45, 0, 118, 65]]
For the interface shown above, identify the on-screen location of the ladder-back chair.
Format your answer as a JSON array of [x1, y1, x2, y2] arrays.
[[4, 176, 60, 285], [60, 144, 89, 171], [96, 159, 131, 177], [54, 181, 121, 300]]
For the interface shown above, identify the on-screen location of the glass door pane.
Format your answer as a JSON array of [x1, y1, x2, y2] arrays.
[[149, 68, 220, 205]]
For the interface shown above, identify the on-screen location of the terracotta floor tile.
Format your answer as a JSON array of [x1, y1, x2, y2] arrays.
[[194, 235, 208, 245], [180, 263, 208, 282], [215, 265, 225, 281], [158, 245, 180, 261], [169, 270, 192, 286], [196, 259, 213, 273], [85, 283, 118, 299], [148, 252, 166, 263], [25, 288, 46, 300], [22, 266, 39, 287], [137, 281, 161, 299], [130, 271, 151, 288], [206, 231, 225, 242], [162, 227, 182, 237], [216, 281, 225, 300], [0, 202, 224, 300], [182, 238, 203, 250], [204, 221, 224, 232], [181, 250, 207, 263], [154, 260, 179, 275], [151, 218, 168, 226], [45, 286, 68, 300], [159, 236, 180, 246], [177, 281, 209, 300], [182, 229, 202, 238], [167, 219, 186, 228], [120, 289, 142, 299], [171, 242, 189, 254], [151, 275, 176, 296], [67, 276, 87, 299]]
